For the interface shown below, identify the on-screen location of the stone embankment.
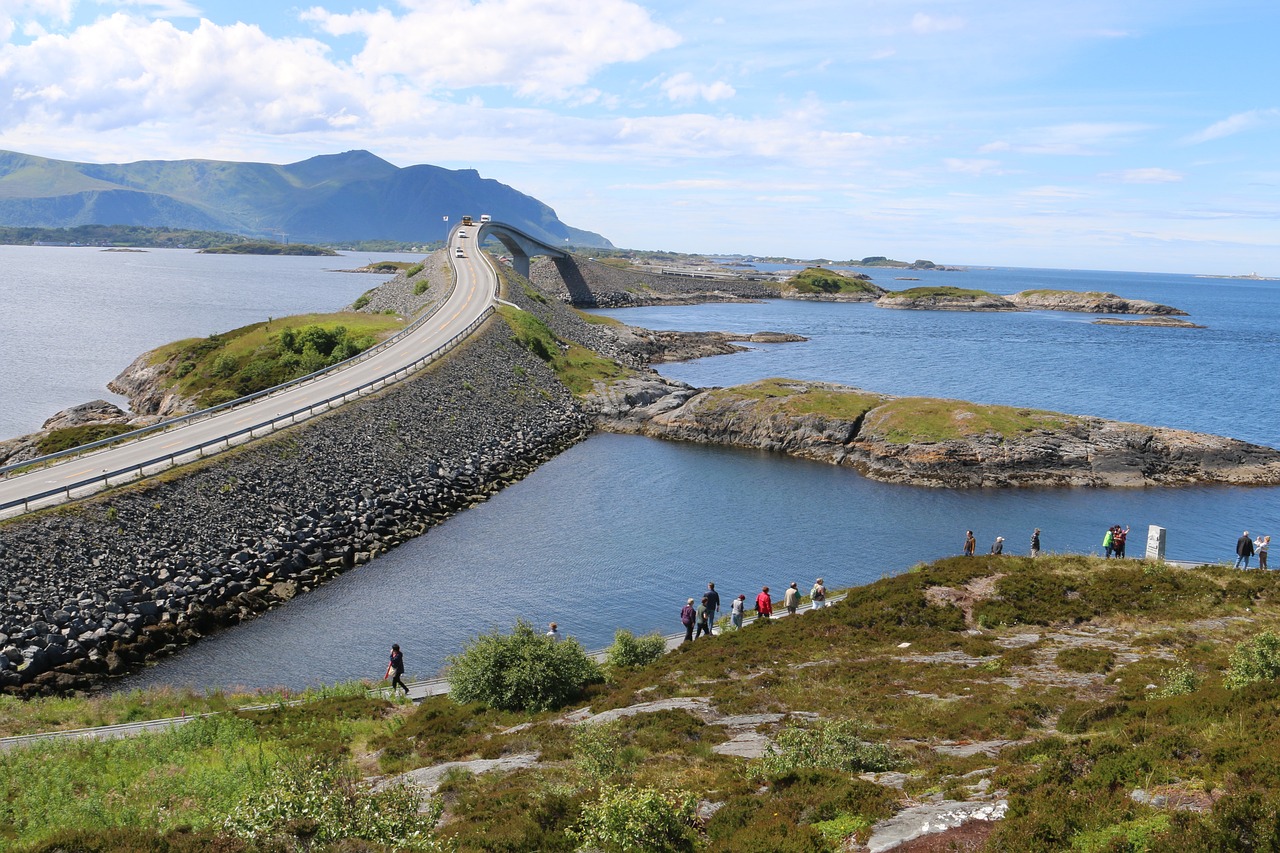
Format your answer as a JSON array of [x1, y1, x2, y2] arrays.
[[528, 255, 780, 307], [585, 377, 1280, 488], [0, 321, 592, 695]]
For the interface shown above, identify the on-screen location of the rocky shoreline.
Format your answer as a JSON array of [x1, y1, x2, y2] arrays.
[[586, 376, 1280, 488]]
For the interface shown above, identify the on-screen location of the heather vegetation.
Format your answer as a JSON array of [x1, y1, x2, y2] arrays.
[[783, 266, 882, 295], [883, 285, 998, 300], [496, 305, 630, 395], [7, 555, 1280, 850]]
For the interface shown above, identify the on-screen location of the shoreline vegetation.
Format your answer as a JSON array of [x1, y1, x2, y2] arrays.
[[7, 554, 1280, 852]]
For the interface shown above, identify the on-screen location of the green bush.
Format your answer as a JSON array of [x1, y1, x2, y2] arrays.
[[351, 293, 371, 310], [571, 785, 699, 852], [753, 719, 900, 780], [414, 279, 430, 296], [1155, 661, 1201, 698], [210, 353, 238, 378], [1225, 631, 1280, 690], [446, 620, 601, 712], [405, 263, 424, 278], [605, 629, 666, 673]]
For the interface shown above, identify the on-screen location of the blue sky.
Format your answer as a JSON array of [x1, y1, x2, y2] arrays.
[[2, 0, 1278, 273]]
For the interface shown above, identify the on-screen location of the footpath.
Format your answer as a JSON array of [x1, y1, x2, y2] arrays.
[[0, 594, 844, 753]]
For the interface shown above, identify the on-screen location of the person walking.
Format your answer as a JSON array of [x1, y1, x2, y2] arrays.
[[731, 594, 746, 629], [385, 643, 409, 696], [964, 530, 976, 557], [1114, 526, 1130, 559], [705, 582, 721, 635], [680, 598, 696, 643], [756, 586, 773, 621], [810, 578, 827, 610], [1030, 528, 1041, 558], [1237, 531, 1256, 569], [1257, 535, 1270, 570], [695, 595, 712, 640], [546, 622, 562, 642], [990, 536, 1004, 555], [784, 582, 800, 616]]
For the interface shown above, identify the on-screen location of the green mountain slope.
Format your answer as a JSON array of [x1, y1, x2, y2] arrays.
[[0, 149, 613, 248]]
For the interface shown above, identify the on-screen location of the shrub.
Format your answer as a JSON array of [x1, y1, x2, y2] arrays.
[[605, 629, 666, 672], [753, 719, 900, 780], [1155, 661, 1201, 698], [446, 620, 601, 712], [574, 721, 637, 782], [223, 757, 445, 849], [405, 263, 424, 278], [210, 354, 238, 378], [1225, 631, 1280, 690], [351, 294, 371, 310], [414, 279, 430, 296], [571, 785, 699, 853]]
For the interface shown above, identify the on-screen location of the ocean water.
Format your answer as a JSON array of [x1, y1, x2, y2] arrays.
[[104, 263, 1280, 691], [0, 246, 396, 440]]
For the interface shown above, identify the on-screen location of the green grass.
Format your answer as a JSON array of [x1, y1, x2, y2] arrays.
[[883, 286, 998, 300], [784, 267, 882, 295], [573, 308, 624, 326], [702, 379, 885, 421], [496, 306, 631, 395], [860, 396, 1081, 443], [36, 423, 135, 455], [147, 312, 404, 408]]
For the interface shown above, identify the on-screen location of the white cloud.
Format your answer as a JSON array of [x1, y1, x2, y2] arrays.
[[908, 12, 965, 34], [982, 122, 1149, 156], [944, 158, 1006, 176], [1185, 108, 1280, 144], [660, 72, 735, 104], [1, 0, 72, 41], [302, 0, 680, 100], [1110, 167, 1183, 184]]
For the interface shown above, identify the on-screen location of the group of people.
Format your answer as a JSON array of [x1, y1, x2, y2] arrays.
[[963, 529, 1042, 557], [1237, 531, 1272, 570], [1102, 525, 1130, 558], [680, 578, 829, 641]]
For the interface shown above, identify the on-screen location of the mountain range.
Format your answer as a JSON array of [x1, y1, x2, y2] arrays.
[[0, 149, 611, 248]]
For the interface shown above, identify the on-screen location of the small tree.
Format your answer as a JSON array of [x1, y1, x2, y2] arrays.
[[447, 620, 601, 712]]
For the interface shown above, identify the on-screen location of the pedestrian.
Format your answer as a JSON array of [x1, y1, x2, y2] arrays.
[[385, 643, 409, 696], [1114, 526, 1130, 559], [1103, 526, 1115, 558], [695, 595, 712, 640], [784, 582, 800, 616], [1257, 535, 1270, 570], [705, 582, 721, 634], [731, 594, 746, 629], [680, 598, 696, 642], [1030, 528, 1041, 558], [964, 530, 976, 557], [990, 536, 1004, 555], [1237, 531, 1255, 569], [810, 578, 827, 610], [546, 622, 562, 642], [756, 586, 773, 620]]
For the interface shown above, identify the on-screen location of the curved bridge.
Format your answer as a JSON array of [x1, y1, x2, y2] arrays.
[[0, 220, 564, 519], [473, 220, 569, 279]]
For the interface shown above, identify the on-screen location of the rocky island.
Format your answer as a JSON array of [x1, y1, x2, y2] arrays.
[[587, 377, 1280, 488], [875, 286, 1019, 311], [1009, 289, 1187, 315]]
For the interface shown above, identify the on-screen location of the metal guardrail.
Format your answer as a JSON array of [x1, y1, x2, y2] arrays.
[[0, 267, 459, 481], [1, 307, 493, 517]]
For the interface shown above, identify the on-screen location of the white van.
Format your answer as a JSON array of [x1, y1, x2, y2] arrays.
[[479, 214, 492, 223]]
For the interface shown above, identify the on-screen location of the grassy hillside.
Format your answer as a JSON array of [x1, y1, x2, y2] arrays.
[[147, 312, 405, 409], [783, 267, 883, 296], [4, 556, 1280, 851]]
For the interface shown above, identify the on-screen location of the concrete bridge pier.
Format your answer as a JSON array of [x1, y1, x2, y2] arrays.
[[475, 223, 568, 280]]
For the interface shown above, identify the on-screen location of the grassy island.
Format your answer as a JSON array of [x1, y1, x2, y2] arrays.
[[5, 555, 1280, 851], [199, 242, 338, 256], [783, 267, 883, 296], [883, 285, 999, 300], [861, 397, 1081, 443]]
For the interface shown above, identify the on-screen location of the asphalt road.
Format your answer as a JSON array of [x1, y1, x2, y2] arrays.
[[0, 225, 496, 517]]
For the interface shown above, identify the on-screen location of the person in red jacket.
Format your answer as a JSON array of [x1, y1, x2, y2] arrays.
[[755, 586, 773, 620]]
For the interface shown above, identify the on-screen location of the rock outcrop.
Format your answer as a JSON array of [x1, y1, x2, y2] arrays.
[[107, 352, 199, 418], [876, 290, 1018, 311], [586, 377, 1280, 489], [1009, 290, 1187, 315], [1093, 317, 1204, 329], [607, 326, 807, 364]]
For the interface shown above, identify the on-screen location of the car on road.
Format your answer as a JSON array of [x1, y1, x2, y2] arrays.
[[455, 248, 465, 257]]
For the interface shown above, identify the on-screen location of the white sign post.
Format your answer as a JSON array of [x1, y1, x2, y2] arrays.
[[1146, 525, 1166, 562]]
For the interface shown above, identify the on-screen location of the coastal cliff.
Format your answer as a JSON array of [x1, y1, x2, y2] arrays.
[[587, 377, 1280, 488]]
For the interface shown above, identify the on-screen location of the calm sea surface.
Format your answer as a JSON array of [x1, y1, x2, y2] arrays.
[[1, 251, 1273, 691]]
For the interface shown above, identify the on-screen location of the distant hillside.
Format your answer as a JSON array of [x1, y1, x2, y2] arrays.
[[0, 149, 613, 249]]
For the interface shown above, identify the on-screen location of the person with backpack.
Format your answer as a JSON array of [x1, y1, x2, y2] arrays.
[[680, 598, 696, 642], [810, 578, 827, 610], [755, 586, 773, 621]]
